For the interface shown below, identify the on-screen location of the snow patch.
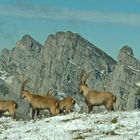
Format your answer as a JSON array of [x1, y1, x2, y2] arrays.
[[69, 60, 77, 66], [127, 65, 140, 74], [136, 82, 140, 87], [0, 71, 14, 84], [69, 60, 81, 70]]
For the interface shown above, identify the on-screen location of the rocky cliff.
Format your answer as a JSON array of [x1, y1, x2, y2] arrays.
[[110, 46, 140, 110], [0, 31, 140, 118]]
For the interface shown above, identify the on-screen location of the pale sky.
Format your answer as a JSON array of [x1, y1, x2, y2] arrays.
[[0, 0, 140, 60]]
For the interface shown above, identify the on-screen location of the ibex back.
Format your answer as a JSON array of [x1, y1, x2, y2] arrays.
[[21, 80, 59, 119], [58, 96, 75, 114]]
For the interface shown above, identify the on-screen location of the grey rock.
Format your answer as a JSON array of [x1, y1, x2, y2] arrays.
[[0, 31, 140, 119], [109, 45, 140, 110]]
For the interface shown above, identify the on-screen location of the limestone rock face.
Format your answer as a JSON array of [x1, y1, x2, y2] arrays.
[[110, 45, 140, 110], [0, 31, 140, 118], [43, 31, 116, 94]]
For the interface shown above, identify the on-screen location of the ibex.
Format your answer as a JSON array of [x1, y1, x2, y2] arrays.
[[45, 90, 75, 114], [58, 96, 75, 114], [79, 70, 116, 113], [21, 80, 59, 119], [0, 99, 18, 119]]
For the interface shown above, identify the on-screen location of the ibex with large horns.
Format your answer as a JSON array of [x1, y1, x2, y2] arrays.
[[20, 80, 59, 119], [45, 90, 76, 114], [79, 70, 116, 113]]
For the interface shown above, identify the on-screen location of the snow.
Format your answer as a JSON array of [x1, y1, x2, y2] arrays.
[[69, 60, 78, 68], [0, 111, 140, 140], [0, 70, 14, 84], [101, 70, 105, 74], [136, 82, 140, 87], [127, 65, 140, 75], [69, 60, 81, 70], [0, 71, 7, 80]]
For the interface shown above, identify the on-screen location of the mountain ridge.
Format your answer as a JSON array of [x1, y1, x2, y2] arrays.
[[0, 31, 140, 118]]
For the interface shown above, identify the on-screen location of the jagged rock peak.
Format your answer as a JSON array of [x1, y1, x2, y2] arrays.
[[46, 31, 79, 42], [119, 45, 134, 56], [117, 45, 140, 71], [45, 31, 116, 65], [16, 34, 43, 52], [0, 48, 9, 56], [117, 45, 135, 63]]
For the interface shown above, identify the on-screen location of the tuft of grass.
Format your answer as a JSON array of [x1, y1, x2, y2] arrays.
[[25, 130, 31, 133], [111, 118, 118, 124]]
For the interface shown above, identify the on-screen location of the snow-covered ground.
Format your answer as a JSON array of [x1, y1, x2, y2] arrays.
[[0, 110, 140, 140]]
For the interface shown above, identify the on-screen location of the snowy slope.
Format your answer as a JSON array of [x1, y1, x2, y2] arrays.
[[0, 111, 140, 140]]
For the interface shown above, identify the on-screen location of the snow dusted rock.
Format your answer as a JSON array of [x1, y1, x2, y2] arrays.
[[0, 71, 15, 98], [0, 71, 14, 84]]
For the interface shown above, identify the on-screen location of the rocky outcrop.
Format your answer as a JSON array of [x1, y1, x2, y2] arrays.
[[109, 46, 140, 110], [0, 31, 140, 118], [42, 31, 116, 94]]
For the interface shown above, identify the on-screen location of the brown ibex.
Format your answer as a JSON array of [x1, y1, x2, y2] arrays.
[[58, 96, 75, 114], [21, 80, 59, 119], [79, 70, 116, 113], [45, 90, 75, 114], [0, 99, 18, 119]]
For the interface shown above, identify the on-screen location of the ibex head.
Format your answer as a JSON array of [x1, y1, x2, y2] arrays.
[[21, 90, 30, 99]]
